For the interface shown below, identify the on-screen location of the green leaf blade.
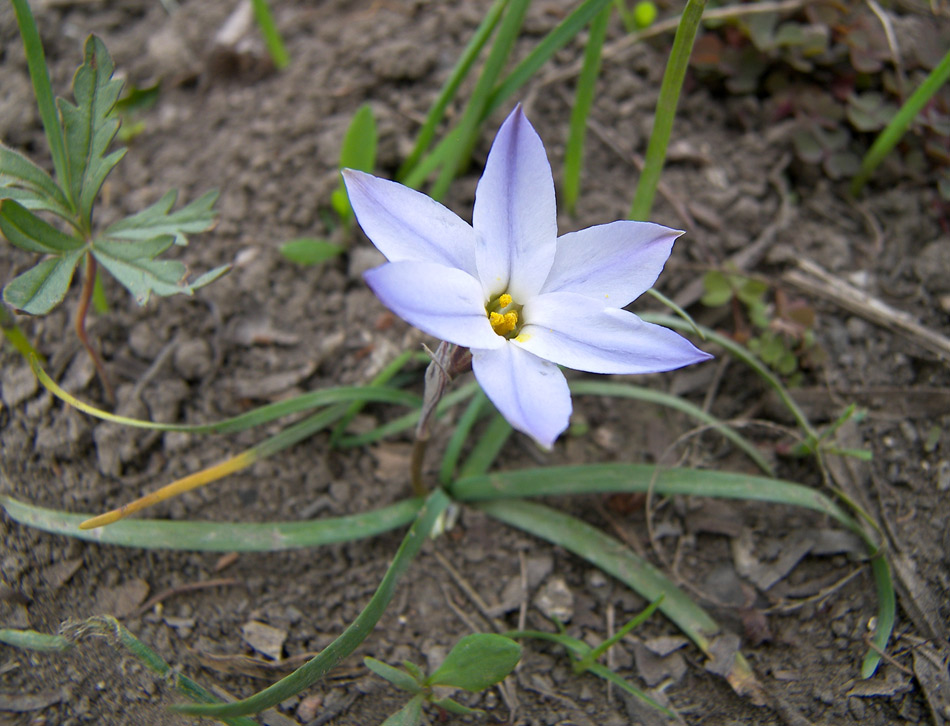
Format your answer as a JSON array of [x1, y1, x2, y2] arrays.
[[59, 35, 126, 226], [3, 249, 84, 314], [427, 634, 521, 692], [0, 199, 84, 254], [104, 189, 219, 246], [92, 238, 190, 305], [0, 144, 73, 219], [364, 657, 423, 693], [279, 238, 345, 266]]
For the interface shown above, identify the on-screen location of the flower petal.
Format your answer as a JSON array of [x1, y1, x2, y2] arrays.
[[518, 292, 713, 374], [472, 344, 571, 449], [472, 107, 557, 301], [343, 169, 477, 276], [364, 261, 502, 350], [541, 221, 683, 307]]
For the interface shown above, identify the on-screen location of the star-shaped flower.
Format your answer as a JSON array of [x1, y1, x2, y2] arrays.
[[343, 107, 711, 448]]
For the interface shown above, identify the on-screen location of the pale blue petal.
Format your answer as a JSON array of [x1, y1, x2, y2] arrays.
[[343, 170, 477, 276], [541, 221, 682, 307], [364, 261, 502, 350], [472, 107, 557, 301], [472, 344, 571, 449], [518, 292, 713, 374]]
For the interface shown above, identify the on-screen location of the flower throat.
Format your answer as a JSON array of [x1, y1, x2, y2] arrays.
[[486, 293, 523, 338]]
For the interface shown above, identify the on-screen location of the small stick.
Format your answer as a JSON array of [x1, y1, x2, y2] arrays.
[[782, 258, 950, 363]]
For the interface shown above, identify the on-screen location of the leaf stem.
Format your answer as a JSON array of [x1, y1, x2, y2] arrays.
[[75, 252, 114, 404]]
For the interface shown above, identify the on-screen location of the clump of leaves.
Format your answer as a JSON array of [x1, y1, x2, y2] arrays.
[[364, 633, 520, 725], [702, 268, 818, 383], [690, 3, 950, 185], [2, 2, 226, 401], [279, 103, 377, 267]]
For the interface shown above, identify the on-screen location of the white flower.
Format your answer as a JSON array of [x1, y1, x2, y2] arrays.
[[343, 107, 711, 448]]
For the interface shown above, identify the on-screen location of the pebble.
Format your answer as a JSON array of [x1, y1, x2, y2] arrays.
[[0, 364, 37, 407], [173, 338, 213, 381]]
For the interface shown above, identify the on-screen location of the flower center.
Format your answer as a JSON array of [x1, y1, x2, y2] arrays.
[[486, 292, 523, 339]]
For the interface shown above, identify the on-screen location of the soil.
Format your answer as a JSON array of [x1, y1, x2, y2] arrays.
[[2, 1, 950, 725]]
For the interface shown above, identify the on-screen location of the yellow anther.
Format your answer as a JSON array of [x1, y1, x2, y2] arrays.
[[499, 293, 513, 308], [490, 310, 519, 336]]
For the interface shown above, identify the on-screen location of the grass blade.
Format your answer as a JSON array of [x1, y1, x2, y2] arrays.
[[32, 355, 420, 434], [427, 0, 531, 201], [398, 0, 509, 181], [439, 390, 489, 485], [457, 412, 512, 479], [641, 312, 818, 441], [485, 0, 614, 117], [851, 48, 950, 195], [337, 381, 479, 447], [569, 379, 774, 475], [0, 495, 422, 551], [562, 3, 611, 212], [456, 463, 893, 678], [250, 0, 290, 69], [629, 0, 707, 220], [175, 489, 451, 718], [10, 0, 70, 199], [79, 404, 349, 528]]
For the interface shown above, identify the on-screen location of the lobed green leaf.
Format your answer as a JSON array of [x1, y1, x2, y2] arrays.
[[58, 35, 127, 227], [104, 189, 219, 246], [92, 237, 191, 304], [0, 199, 84, 254], [3, 249, 84, 315], [0, 144, 73, 220]]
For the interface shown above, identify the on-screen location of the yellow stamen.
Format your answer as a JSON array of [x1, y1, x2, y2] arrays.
[[490, 310, 518, 336], [498, 293, 512, 308]]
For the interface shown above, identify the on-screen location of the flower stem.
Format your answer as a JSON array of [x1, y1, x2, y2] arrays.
[[76, 253, 115, 405], [629, 0, 707, 221], [411, 342, 472, 495]]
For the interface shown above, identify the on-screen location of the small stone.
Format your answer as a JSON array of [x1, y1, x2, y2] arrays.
[[241, 620, 286, 660], [534, 576, 574, 623], [935, 460, 950, 492], [0, 364, 38, 407], [173, 338, 213, 381]]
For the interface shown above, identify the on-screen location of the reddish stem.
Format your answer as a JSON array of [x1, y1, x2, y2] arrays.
[[76, 253, 115, 405]]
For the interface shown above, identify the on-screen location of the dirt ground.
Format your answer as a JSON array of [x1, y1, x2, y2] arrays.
[[2, 1, 950, 724]]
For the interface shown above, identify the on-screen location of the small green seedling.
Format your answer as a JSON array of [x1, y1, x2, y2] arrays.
[[279, 103, 377, 266], [364, 633, 520, 724], [2, 2, 227, 400], [702, 269, 817, 382]]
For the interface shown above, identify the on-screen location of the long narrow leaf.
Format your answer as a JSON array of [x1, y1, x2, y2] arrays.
[[630, 0, 706, 220], [485, 0, 614, 117], [851, 48, 950, 195], [439, 391, 489, 485], [457, 463, 892, 678], [562, 4, 611, 212], [569, 379, 774, 474], [175, 489, 451, 718], [10, 0, 71, 199], [250, 0, 290, 69], [32, 355, 420, 434], [398, 0, 509, 181], [453, 462, 857, 525], [428, 0, 531, 201], [457, 411, 512, 479], [0, 495, 422, 551], [337, 381, 479, 447], [641, 312, 818, 441], [104, 189, 218, 246]]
